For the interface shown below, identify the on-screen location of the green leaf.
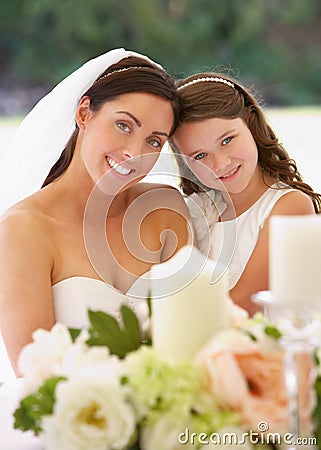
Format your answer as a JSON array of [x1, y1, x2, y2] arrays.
[[86, 307, 143, 358], [126, 426, 140, 449], [87, 313, 129, 355], [120, 305, 142, 349], [127, 443, 141, 450], [13, 376, 66, 435], [312, 375, 321, 445], [244, 330, 257, 341], [264, 325, 282, 340], [68, 327, 82, 342], [146, 290, 152, 317], [313, 349, 320, 367]]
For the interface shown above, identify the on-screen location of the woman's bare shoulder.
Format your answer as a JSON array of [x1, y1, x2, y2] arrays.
[[0, 202, 53, 246]]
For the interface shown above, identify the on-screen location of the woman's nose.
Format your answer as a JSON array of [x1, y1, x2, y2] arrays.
[[122, 141, 145, 159]]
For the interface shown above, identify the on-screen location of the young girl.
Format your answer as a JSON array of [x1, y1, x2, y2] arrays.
[[170, 72, 321, 315]]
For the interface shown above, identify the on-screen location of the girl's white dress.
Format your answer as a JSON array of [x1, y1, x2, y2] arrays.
[[187, 183, 295, 289]]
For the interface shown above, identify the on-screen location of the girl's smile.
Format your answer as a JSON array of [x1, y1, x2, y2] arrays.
[[217, 164, 241, 181]]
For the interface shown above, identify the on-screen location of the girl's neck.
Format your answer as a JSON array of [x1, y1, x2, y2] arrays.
[[222, 170, 275, 218]]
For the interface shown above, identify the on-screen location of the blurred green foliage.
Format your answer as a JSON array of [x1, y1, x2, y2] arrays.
[[0, 0, 320, 106]]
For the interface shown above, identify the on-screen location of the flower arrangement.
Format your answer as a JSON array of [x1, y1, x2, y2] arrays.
[[13, 304, 321, 450]]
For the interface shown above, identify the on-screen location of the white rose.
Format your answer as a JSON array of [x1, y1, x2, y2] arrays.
[[227, 298, 249, 327], [18, 323, 72, 395], [41, 375, 136, 450], [61, 335, 121, 382]]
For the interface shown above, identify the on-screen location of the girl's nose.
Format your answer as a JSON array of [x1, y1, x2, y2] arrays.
[[211, 153, 232, 174]]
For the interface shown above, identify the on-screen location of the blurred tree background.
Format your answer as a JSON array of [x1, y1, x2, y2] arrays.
[[0, 0, 320, 115]]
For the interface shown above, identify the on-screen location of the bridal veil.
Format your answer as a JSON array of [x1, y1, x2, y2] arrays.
[[0, 48, 162, 216]]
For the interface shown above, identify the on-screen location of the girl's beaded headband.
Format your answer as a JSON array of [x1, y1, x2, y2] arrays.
[[177, 76, 235, 91]]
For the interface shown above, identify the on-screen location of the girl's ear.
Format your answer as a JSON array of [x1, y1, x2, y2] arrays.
[[76, 96, 91, 129]]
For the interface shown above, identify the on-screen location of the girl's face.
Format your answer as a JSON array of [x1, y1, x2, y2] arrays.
[[77, 92, 174, 193], [173, 117, 259, 194]]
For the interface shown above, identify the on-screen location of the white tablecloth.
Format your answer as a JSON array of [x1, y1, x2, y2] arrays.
[[0, 380, 43, 450]]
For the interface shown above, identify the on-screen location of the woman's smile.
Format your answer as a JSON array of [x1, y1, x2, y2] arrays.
[[106, 156, 134, 176]]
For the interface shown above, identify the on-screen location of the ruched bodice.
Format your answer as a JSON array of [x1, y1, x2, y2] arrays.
[[52, 275, 151, 329]]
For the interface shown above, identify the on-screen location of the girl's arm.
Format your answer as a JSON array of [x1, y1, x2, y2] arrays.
[[0, 211, 55, 375], [230, 190, 315, 316]]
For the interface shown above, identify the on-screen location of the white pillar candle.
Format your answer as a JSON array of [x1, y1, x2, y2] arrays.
[[269, 215, 321, 305], [151, 245, 229, 360]]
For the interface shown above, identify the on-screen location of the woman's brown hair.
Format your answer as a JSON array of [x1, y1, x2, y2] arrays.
[[170, 72, 321, 213], [42, 56, 180, 187]]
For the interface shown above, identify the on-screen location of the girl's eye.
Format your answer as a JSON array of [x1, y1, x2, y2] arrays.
[[222, 136, 232, 145], [194, 152, 207, 160], [116, 122, 131, 132], [147, 137, 162, 149]]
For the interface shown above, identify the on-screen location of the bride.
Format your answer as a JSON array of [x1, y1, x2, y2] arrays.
[[0, 48, 191, 376]]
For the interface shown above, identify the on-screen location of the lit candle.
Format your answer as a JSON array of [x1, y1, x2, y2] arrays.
[[151, 245, 229, 360], [269, 215, 321, 305]]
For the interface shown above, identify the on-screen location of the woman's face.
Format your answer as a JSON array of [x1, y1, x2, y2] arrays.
[[172, 117, 259, 194], [77, 92, 174, 194]]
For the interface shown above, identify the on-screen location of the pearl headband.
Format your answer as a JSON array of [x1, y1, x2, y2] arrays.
[[95, 65, 160, 84], [177, 76, 235, 91]]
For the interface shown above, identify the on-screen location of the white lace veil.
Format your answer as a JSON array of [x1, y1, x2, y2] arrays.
[[0, 48, 162, 216]]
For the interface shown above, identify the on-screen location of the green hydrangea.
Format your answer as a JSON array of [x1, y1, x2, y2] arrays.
[[123, 346, 200, 423], [190, 408, 240, 438]]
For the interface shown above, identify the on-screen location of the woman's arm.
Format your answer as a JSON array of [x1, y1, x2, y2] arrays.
[[230, 190, 315, 315], [0, 211, 55, 375]]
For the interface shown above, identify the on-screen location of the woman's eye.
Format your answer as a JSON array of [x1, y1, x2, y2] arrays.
[[147, 137, 162, 149], [116, 122, 131, 132], [222, 136, 232, 145], [194, 152, 207, 160]]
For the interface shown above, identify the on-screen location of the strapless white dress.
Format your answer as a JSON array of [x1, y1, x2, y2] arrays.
[[52, 275, 151, 330]]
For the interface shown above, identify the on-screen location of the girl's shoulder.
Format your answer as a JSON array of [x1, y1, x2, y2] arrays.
[[269, 187, 315, 216]]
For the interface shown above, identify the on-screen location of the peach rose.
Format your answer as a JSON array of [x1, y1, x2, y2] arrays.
[[196, 329, 314, 434]]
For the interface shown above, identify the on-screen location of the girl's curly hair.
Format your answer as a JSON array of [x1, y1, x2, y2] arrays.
[[170, 72, 321, 213]]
